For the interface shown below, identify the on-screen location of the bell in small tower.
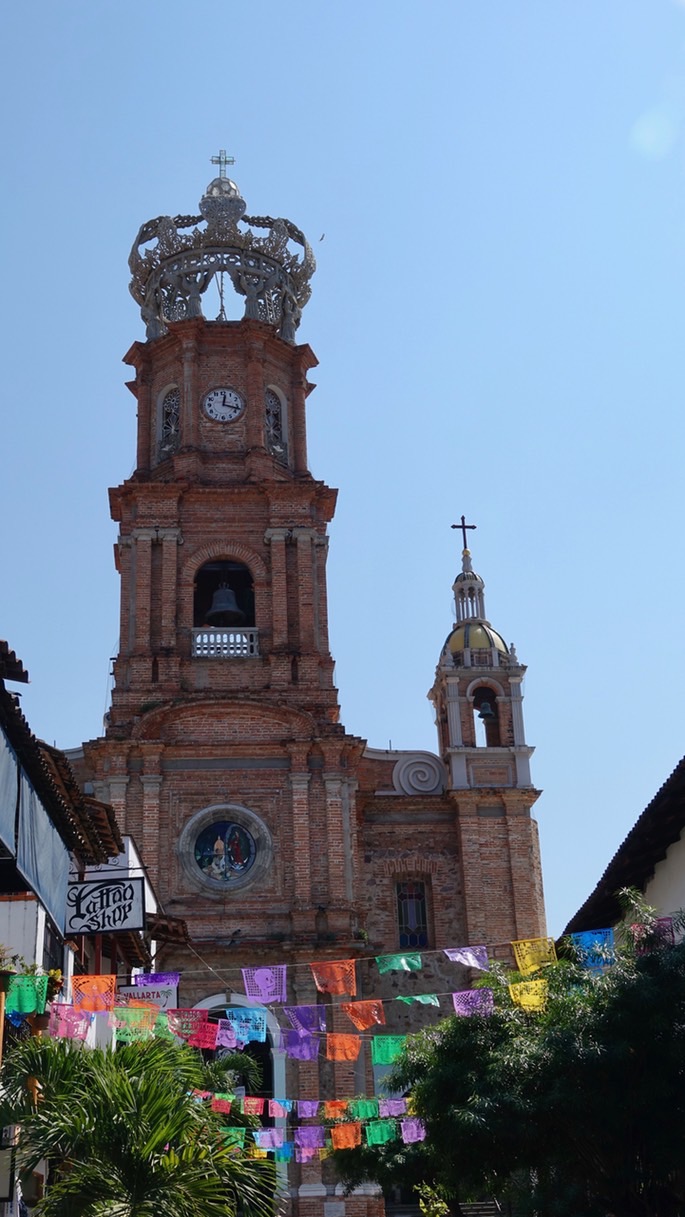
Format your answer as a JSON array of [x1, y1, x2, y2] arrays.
[[477, 700, 496, 722], [205, 582, 245, 626]]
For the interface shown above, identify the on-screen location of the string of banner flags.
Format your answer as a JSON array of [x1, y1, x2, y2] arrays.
[[3, 923, 663, 1159], [8, 920, 671, 1158], [4, 926, 634, 1031]]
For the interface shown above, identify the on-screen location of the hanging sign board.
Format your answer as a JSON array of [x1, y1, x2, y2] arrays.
[[65, 878, 146, 934], [117, 982, 178, 1010]]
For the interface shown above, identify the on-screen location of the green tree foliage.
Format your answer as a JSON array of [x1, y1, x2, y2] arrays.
[[0, 1036, 278, 1217], [333, 901, 685, 1217]]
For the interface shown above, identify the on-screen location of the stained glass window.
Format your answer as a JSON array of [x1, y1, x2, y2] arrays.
[[397, 881, 428, 949], [194, 821, 257, 883]]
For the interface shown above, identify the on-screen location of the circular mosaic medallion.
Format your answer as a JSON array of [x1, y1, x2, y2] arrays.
[[194, 820, 257, 883]]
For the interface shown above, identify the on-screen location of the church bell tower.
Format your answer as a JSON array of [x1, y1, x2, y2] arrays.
[[89, 159, 353, 935], [77, 155, 547, 1217], [428, 523, 545, 945]]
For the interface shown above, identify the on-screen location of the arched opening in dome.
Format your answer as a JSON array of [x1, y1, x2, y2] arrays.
[[193, 560, 255, 628], [472, 686, 501, 747], [202, 270, 245, 323]]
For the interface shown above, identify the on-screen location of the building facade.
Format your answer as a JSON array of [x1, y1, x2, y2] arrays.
[[565, 756, 685, 936], [72, 162, 547, 1217], [0, 643, 162, 1215]]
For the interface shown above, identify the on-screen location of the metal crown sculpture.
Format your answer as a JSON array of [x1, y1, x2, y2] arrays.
[[128, 165, 315, 343]]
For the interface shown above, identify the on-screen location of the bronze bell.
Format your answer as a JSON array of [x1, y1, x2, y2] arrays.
[[205, 583, 245, 626], [477, 700, 496, 721]]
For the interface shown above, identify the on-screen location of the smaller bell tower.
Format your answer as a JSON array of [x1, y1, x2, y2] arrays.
[[428, 523, 546, 942]]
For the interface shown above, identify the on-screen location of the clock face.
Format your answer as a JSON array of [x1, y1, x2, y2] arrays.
[[202, 387, 245, 422]]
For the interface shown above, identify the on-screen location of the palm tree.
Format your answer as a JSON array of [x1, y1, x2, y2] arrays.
[[0, 1036, 279, 1217]]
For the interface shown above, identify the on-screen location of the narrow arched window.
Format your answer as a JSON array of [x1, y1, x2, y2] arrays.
[[159, 387, 180, 458], [396, 880, 429, 948], [472, 687, 501, 747], [265, 389, 288, 462]]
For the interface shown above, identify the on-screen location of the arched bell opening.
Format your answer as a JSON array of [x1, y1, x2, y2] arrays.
[[202, 270, 245, 323], [193, 560, 255, 628], [472, 686, 501, 747]]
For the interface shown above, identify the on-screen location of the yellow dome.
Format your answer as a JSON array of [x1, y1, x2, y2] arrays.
[[448, 622, 508, 655]]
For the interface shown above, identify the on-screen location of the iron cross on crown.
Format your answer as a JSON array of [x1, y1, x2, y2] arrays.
[[211, 149, 235, 179]]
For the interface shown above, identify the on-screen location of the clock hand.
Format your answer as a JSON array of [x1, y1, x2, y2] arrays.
[[221, 392, 226, 407]]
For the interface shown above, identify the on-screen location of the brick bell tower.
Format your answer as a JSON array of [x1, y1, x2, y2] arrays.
[[427, 526, 546, 946], [80, 156, 382, 1217], [77, 156, 546, 1217], [91, 158, 349, 933]]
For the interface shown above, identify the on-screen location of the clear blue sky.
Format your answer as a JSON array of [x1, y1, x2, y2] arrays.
[[2, 1, 685, 935]]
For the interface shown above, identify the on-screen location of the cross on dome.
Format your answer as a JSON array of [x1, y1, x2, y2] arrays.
[[210, 148, 235, 179], [451, 514, 477, 551]]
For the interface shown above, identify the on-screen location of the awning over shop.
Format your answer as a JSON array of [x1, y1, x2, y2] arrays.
[[17, 771, 70, 932], [0, 727, 18, 856]]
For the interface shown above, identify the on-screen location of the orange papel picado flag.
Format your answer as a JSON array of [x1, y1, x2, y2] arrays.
[[340, 999, 385, 1030], [310, 959, 357, 996], [331, 1122, 362, 1149], [326, 1033, 362, 1061], [71, 974, 117, 1013]]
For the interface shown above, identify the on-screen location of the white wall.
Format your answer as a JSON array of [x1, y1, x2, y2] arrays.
[[0, 896, 43, 966], [644, 829, 685, 921]]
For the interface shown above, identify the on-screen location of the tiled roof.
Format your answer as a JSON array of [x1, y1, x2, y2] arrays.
[[0, 641, 29, 684]]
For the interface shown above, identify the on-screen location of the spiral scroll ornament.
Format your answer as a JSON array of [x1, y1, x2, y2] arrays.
[[392, 753, 446, 796]]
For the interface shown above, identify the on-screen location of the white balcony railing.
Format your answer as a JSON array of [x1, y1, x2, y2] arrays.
[[192, 628, 260, 658]]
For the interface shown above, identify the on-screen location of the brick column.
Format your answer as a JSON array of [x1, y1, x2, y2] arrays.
[[160, 529, 180, 648], [181, 333, 199, 447], [289, 773, 312, 906], [245, 339, 265, 450], [504, 796, 546, 938], [116, 536, 133, 656], [264, 528, 289, 648], [141, 773, 163, 882], [132, 530, 153, 653], [107, 776, 130, 834], [291, 374, 308, 474], [445, 676, 463, 745], [324, 776, 346, 906], [294, 529, 314, 652], [509, 675, 526, 744], [312, 534, 330, 654], [452, 798, 488, 943], [341, 779, 358, 903], [290, 967, 323, 1193], [135, 371, 152, 473]]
